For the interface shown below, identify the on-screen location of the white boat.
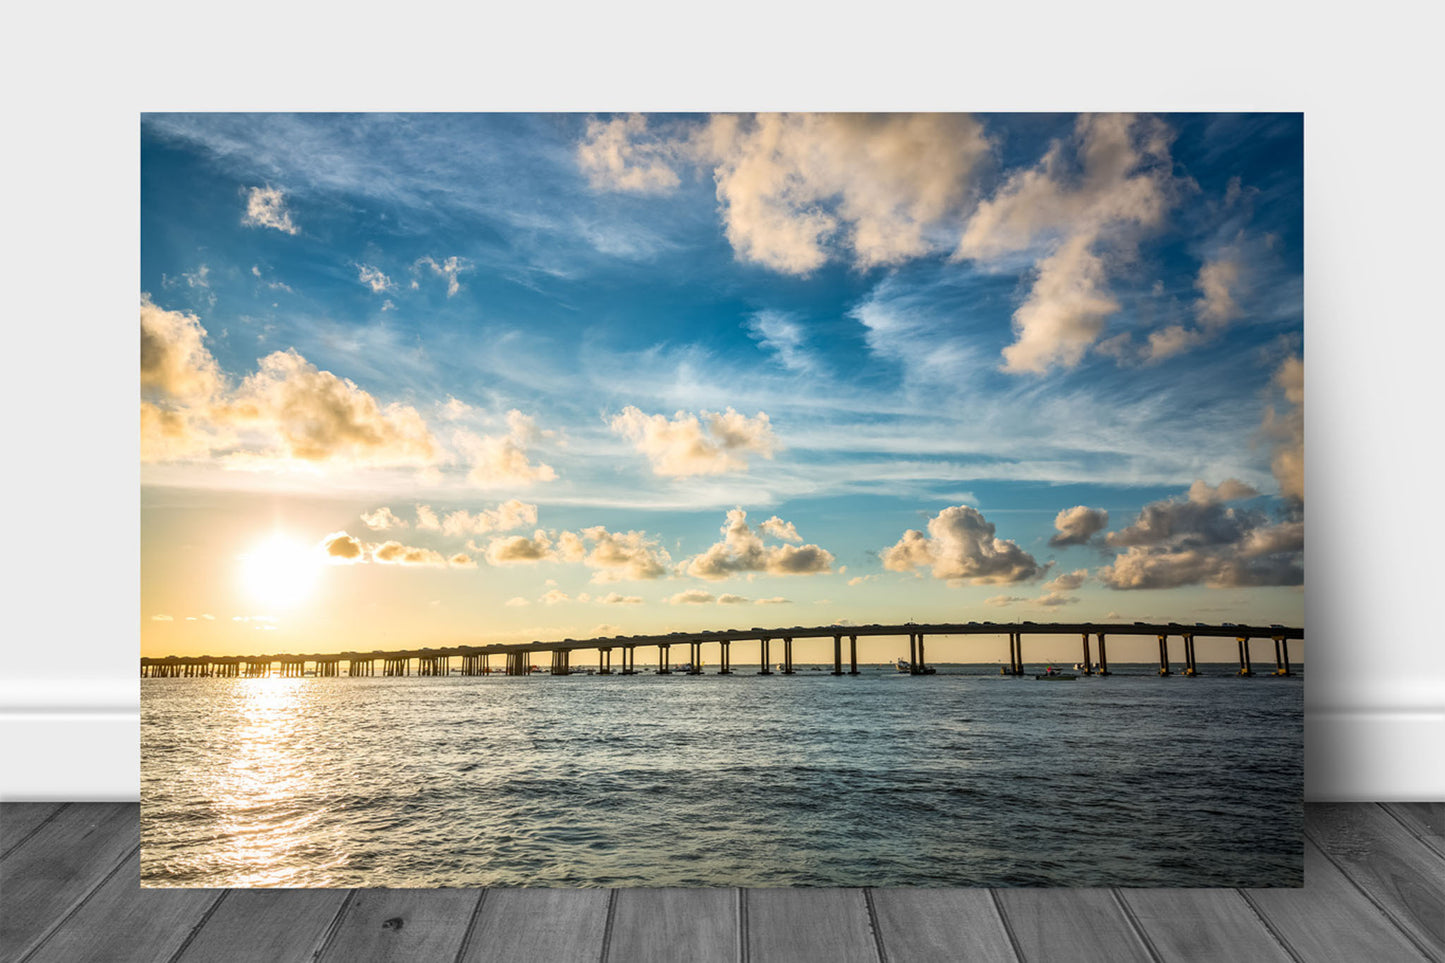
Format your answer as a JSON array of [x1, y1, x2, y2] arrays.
[[896, 658, 910, 673]]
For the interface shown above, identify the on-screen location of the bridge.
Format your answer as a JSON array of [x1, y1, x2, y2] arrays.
[[140, 621, 1303, 679]]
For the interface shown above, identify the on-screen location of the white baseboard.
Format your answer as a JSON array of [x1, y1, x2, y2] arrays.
[[1, 696, 1440, 801]]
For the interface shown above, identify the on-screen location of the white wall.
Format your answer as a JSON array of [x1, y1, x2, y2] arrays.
[[2, 3, 1441, 801]]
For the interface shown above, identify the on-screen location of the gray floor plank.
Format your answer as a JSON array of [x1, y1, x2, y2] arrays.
[[604, 888, 737, 963], [869, 888, 1018, 963], [24, 849, 222, 963], [993, 889, 1153, 963], [460, 889, 611, 963], [0, 803, 66, 858], [315, 889, 482, 963], [175, 888, 352, 963], [1385, 803, 1445, 858], [0, 803, 137, 963], [745, 889, 877, 963], [1306, 802, 1445, 958], [1118, 888, 1293, 963], [1246, 838, 1433, 963]]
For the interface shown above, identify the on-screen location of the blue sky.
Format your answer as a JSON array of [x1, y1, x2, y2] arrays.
[[139, 112, 1304, 659]]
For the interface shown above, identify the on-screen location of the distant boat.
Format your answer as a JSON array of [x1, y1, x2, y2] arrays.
[[1035, 666, 1077, 680], [896, 658, 910, 673]]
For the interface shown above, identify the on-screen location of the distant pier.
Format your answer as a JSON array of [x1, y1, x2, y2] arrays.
[[141, 621, 1302, 679]]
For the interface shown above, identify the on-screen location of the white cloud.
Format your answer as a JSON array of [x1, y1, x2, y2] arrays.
[[505, 596, 530, 607], [682, 508, 834, 580], [481, 524, 671, 582], [882, 505, 1044, 585], [758, 515, 802, 542], [668, 589, 716, 605], [985, 596, 1026, 607], [1261, 356, 1304, 503], [1044, 569, 1089, 592], [581, 113, 991, 273], [458, 410, 557, 486], [242, 186, 299, 234], [322, 531, 365, 562], [540, 588, 571, 605], [609, 406, 776, 477], [373, 541, 447, 566], [360, 507, 406, 531], [744, 311, 813, 372], [717, 593, 750, 604], [600, 592, 644, 604], [955, 114, 1184, 374], [357, 264, 394, 293], [1098, 480, 1302, 589], [437, 499, 539, 537], [141, 295, 224, 405], [755, 596, 791, 605], [1144, 255, 1246, 363], [150, 614, 174, 621], [448, 553, 476, 569], [577, 114, 682, 193], [1049, 506, 1109, 547], [415, 256, 470, 296]]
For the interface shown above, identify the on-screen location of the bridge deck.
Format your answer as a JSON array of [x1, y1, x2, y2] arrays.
[[141, 621, 1303, 667]]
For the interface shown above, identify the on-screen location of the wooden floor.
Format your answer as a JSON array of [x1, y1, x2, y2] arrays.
[[1, 804, 1440, 963]]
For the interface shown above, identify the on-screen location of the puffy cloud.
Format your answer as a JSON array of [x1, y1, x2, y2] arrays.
[[1035, 592, 1079, 607], [505, 596, 530, 607], [846, 575, 878, 586], [357, 264, 394, 293], [415, 256, 469, 296], [141, 402, 222, 462], [882, 505, 1044, 585], [141, 295, 224, 405], [484, 530, 555, 564], [373, 541, 447, 566], [1049, 505, 1110, 547], [668, 589, 716, 605], [570, 526, 671, 582], [759, 515, 802, 542], [436, 499, 538, 537], [458, 410, 557, 486], [581, 113, 991, 273], [480, 525, 671, 582], [955, 114, 1183, 374], [448, 553, 476, 569], [577, 114, 682, 193], [322, 531, 364, 561], [600, 592, 644, 605], [1000, 234, 1119, 374], [1145, 256, 1245, 362], [717, 593, 750, 604], [1097, 481, 1302, 589], [415, 505, 441, 530], [1261, 356, 1304, 503], [360, 507, 406, 531], [985, 595, 1025, 607], [230, 349, 439, 467], [242, 186, 299, 234], [540, 589, 571, 605], [682, 508, 834, 580], [1187, 478, 1258, 505], [610, 406, 776, 476], [1044, 569, 1088, 592], [755, 597, 791, 605]]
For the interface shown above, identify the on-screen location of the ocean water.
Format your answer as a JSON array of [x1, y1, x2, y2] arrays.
[[140, 664, 1303, 888]]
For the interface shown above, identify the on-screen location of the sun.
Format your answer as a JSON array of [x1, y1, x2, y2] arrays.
[[239, 534, 322, 609]]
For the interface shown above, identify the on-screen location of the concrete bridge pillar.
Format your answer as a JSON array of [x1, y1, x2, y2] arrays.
[[1096, 634, 1109, 676], [1080, 633, 1093, 674], [719, 640, 731, 674], [782, 637, 793, 674], [759, 638, 772, 675], [657, 644, 671, 674], [1157, 635, 1171, 676], [1183, 634, 1198, 676], [1273, 635, 1292, 676], [1237, 636, 1253, 676], [832, 635, 843, 675], [849, 635, 859, 674]]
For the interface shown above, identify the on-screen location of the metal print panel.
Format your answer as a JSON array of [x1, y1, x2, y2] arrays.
[[140, 112, 1304, 888]]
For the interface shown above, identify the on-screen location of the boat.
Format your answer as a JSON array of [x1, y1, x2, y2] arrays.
[[1035, 665, 1077, 680], [896, 658, 910, 673]]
